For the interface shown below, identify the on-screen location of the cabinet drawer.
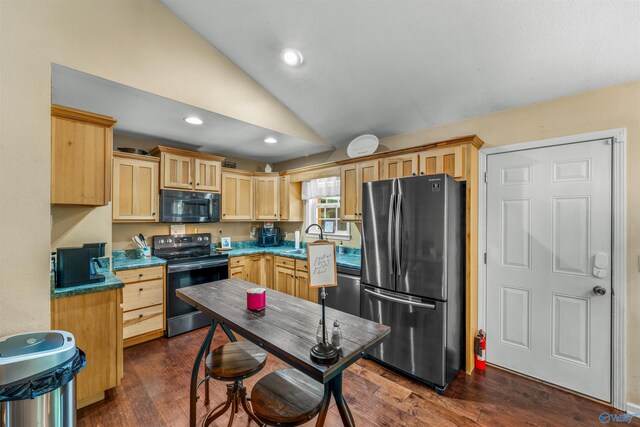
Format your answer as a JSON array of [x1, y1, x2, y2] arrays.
[[123, 304, 163, 339], [275, 256, 295, 269], [123, 278, 163, 311], [115, 266, 164, 284], [229, 256, 246, 267], [296, 259, 308, 272]]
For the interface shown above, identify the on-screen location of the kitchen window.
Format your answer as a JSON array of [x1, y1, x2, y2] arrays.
[[303, 177, 350, 239]]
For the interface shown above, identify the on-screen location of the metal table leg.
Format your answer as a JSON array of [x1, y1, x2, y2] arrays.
[[220, 322, 237, 342], [331, 373, 355, 427], [315, 383, 332, 426], [315, 372, 355, 427], [190, 320, 217, 427]]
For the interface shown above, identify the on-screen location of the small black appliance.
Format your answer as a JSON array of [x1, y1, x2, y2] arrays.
[[256, 227, 281, 247], [56, 246, 105, 288]]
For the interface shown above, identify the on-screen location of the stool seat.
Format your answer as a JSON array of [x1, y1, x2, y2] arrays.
[[205, 340, 267, 381], [251, 369, 324, 427]]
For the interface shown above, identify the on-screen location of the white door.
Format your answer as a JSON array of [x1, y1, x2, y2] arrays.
[[486, 139, 612, 401]]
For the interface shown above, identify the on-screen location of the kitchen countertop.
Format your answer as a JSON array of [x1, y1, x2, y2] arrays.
[[112, 250, 167, 271], [51, 259, 124, 299], [218, 241, 361, 270]]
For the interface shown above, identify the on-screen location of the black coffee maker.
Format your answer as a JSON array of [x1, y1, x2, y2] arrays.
[[56, 242, 106, 288]]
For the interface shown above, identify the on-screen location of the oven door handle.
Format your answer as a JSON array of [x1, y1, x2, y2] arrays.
[[167, 259, 229, 273]]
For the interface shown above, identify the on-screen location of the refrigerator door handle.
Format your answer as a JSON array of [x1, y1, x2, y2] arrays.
[[387, 194, 396, 275], [394, 193, 403, 276], [363, 288, 436, 309]]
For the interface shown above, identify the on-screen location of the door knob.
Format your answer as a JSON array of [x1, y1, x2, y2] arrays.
[[593, 286, 607, 296]]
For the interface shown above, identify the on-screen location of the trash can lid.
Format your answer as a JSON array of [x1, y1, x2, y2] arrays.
[[0, 331, 77, 389], [0, 332, 64, 358]]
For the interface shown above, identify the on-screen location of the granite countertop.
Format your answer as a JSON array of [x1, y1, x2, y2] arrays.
[[51, 258, 124, 299], [111, 250, 167, 271], [218, 241, 361, 270]]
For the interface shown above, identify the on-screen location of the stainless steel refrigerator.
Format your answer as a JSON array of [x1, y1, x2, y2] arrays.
[[360, 173, 464, 391]]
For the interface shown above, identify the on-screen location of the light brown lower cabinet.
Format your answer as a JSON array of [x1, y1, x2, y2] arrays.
[[274, 264, 296, 295], [227, 255, 317, 303], [246, 255, 263, 283], [229, 256, 246, 279], [264, 255, 274, 289], [114, 265, 165, 348], [50, 288, 123, 408]]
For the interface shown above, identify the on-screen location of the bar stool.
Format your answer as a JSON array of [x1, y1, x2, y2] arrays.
[[250, 369, 325, 427], [201, 340, 267, 427]]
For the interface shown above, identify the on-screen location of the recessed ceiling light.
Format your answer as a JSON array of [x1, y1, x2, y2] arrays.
[[264, 136, 278, 144], [184, 116, 203, 125], [280, 48, 304, 67]]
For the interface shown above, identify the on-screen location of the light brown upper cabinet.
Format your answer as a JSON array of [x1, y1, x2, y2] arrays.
[[279, 175, 304, 222], [162, 152, 193, 189], [340, 160, 379, 221], [418, 145, 465, 179], [112, 152, 159, 222], [194, 158, 221, 192], [221, 168, 254, 221], [151, 146, 223, 192], [51, 105, 117, 206], [382, 153, 419, 179], [254, 173, 279, 220]]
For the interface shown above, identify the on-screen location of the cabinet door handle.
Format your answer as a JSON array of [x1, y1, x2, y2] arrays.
[[197, 182, 200, 186], [189, 181, 193, 185], [139, 314, 144, 318], [139, 287, 144, 292], [420, 172, 425, 175], [152, 212, 156, 216], [274, 214, 277, 217]]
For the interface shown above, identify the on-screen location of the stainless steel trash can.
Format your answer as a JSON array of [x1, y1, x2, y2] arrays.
[[0, 331, 85, 427]]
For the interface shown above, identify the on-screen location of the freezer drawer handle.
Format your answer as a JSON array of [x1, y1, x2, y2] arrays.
[[364, 288, 436, 309]]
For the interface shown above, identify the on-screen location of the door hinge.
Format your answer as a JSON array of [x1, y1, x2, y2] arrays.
[[484, 253, 487, 264], [484, 172, 487, 183]]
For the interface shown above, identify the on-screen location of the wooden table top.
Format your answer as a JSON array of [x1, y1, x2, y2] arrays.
[[177, 278, 390, 383]]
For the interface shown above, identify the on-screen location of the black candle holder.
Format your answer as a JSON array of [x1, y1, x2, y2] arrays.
[[310, 287, 338, 364]]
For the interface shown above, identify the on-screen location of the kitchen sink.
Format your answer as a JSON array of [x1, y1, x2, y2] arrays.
[[283, 249, 306, 255]]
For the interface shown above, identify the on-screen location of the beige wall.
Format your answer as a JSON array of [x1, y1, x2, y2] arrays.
[[113, 222, 261, 251], [277, 81, 640, 405], [51, 205, 113, 256], [0, 0, 323, 337]]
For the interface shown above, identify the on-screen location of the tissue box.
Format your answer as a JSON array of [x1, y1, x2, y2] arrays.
[[247, 288, 266, 311]]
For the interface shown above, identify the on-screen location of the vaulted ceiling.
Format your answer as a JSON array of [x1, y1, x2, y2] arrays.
[[161, 0, 640, 148]]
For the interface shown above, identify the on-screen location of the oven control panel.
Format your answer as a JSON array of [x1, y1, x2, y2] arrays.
[[153, 233, 211, 249]]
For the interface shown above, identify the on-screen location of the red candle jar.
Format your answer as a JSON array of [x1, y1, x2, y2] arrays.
[[247, 288, 266, 311]]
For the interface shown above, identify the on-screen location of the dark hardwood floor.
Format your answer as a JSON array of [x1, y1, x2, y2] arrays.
[[78, 327, 635, 426]]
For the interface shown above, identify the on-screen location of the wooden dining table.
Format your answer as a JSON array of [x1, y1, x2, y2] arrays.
[[177, 278, 391, 427]]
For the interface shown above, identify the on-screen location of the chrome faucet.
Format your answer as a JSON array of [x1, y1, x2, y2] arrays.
[[305, 223, 324, 240]]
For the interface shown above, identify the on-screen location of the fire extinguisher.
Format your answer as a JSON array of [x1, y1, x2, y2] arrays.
[[474, 330, 486, 370]]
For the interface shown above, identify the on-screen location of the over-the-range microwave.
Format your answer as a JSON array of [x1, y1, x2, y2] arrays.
[[160, 189, 220, 223]]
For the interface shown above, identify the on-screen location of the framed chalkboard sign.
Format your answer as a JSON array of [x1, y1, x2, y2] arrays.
[[307, 240, 337, 288]]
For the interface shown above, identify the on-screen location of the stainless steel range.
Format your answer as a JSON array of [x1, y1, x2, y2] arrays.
[[153, 233, 228, 337]]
